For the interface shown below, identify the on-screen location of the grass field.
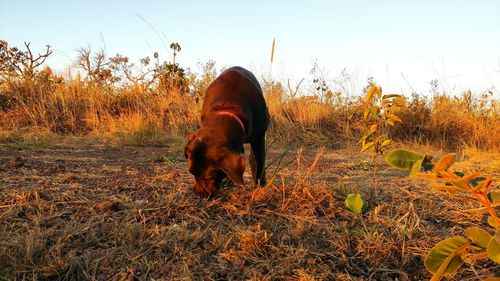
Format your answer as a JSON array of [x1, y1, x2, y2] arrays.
[[1, 138, 498, 280], [1, 40, 499, 280]]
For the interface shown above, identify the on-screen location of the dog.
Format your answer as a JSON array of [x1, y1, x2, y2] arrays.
[[184, 66, 269, 196]]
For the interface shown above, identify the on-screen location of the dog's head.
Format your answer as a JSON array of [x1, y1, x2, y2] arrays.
[[184, 132, 246, 197]]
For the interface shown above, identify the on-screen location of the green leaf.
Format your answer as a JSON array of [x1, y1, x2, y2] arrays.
[[424, 237, 469, 275], [410, 158, 424, 177], [433, 153, 456, 172], [465, 227, 492, 249], [345, 193, 364, 215], [385, 149, 425, 170], [487, 233, 500, 263]]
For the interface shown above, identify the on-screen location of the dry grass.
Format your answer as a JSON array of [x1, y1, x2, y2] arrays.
[[1, 69, 499, 150], [1, 141, 498, 280], [0, 76, 200, 138], [0, 60, 499, 280]]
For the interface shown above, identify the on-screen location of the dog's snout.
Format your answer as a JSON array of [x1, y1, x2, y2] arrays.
[[193, 180, 215, 197]]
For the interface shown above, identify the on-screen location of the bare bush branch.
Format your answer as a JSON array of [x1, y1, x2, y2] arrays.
[[0, 40, 52, 78]]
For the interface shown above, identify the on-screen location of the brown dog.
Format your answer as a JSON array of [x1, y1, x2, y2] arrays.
[[184, 66, 269, 196]]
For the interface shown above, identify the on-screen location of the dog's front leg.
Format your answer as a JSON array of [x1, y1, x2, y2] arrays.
[[250, 136, 266, 187]]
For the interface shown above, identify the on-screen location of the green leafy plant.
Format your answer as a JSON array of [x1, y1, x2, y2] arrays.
[[355, 83, 404, 200], [345, 193, 364, 215], [356, 83, 404, 155], [344, 193, 371, 236], [386, 149, 500, 280]]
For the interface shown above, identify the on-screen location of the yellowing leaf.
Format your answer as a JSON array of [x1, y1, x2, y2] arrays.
[[345, 193, 364, 215], [487, 234, 500, 263], [465, 227, 492, 249], [374, 86, 382, 99], [366, 84, 381, 102], [369, 124, 378, 134], [386, 112, 402, 123], [382, 94, 402, 99], [381, 99, 392, 107], [410, 158, 424, 177], [361, 142, 375, 153], [424, 237, 469, 276], [380, 139, 392, 148], [433, 153, 456, 172], [487, 216, 499, 228], [390, 105, 403, 112], [366, 85, 375, 102], [385, 119, 395, 126]]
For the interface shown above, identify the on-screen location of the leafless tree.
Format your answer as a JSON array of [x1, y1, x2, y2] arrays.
[[0, 40, 52, 78], [109, 53, 159, 89], [76, 46, 115, 84]]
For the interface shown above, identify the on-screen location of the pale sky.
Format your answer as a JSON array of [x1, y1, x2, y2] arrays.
[[1, 0, 499, 96]]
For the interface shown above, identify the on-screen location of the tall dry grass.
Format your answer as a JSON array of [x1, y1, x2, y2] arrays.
[[0, 73, 200, 142], [389, 92, 499, 149], [0, 65, 498, 150]]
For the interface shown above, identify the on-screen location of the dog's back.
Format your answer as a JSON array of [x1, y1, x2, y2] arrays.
[[201, 66, 269, 141]]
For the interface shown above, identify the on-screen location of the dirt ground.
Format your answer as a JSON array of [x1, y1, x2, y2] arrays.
[[0, 141, 498, 280]]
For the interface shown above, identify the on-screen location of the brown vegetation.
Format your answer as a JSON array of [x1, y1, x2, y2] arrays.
[[1, 144, 498, 280], [0, 40, 498, 150], [0, 40, 499, 280]]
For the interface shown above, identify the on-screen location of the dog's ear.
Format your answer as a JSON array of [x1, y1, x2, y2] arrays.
[[220, 150, 246, 185], [184, 132, 197, 159]]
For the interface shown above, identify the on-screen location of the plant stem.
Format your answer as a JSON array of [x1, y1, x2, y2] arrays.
[[466, 252, 489, 263], [473, 192, 500, 227], [370, 154, 378, 202], [458, 181, 500, 226]]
